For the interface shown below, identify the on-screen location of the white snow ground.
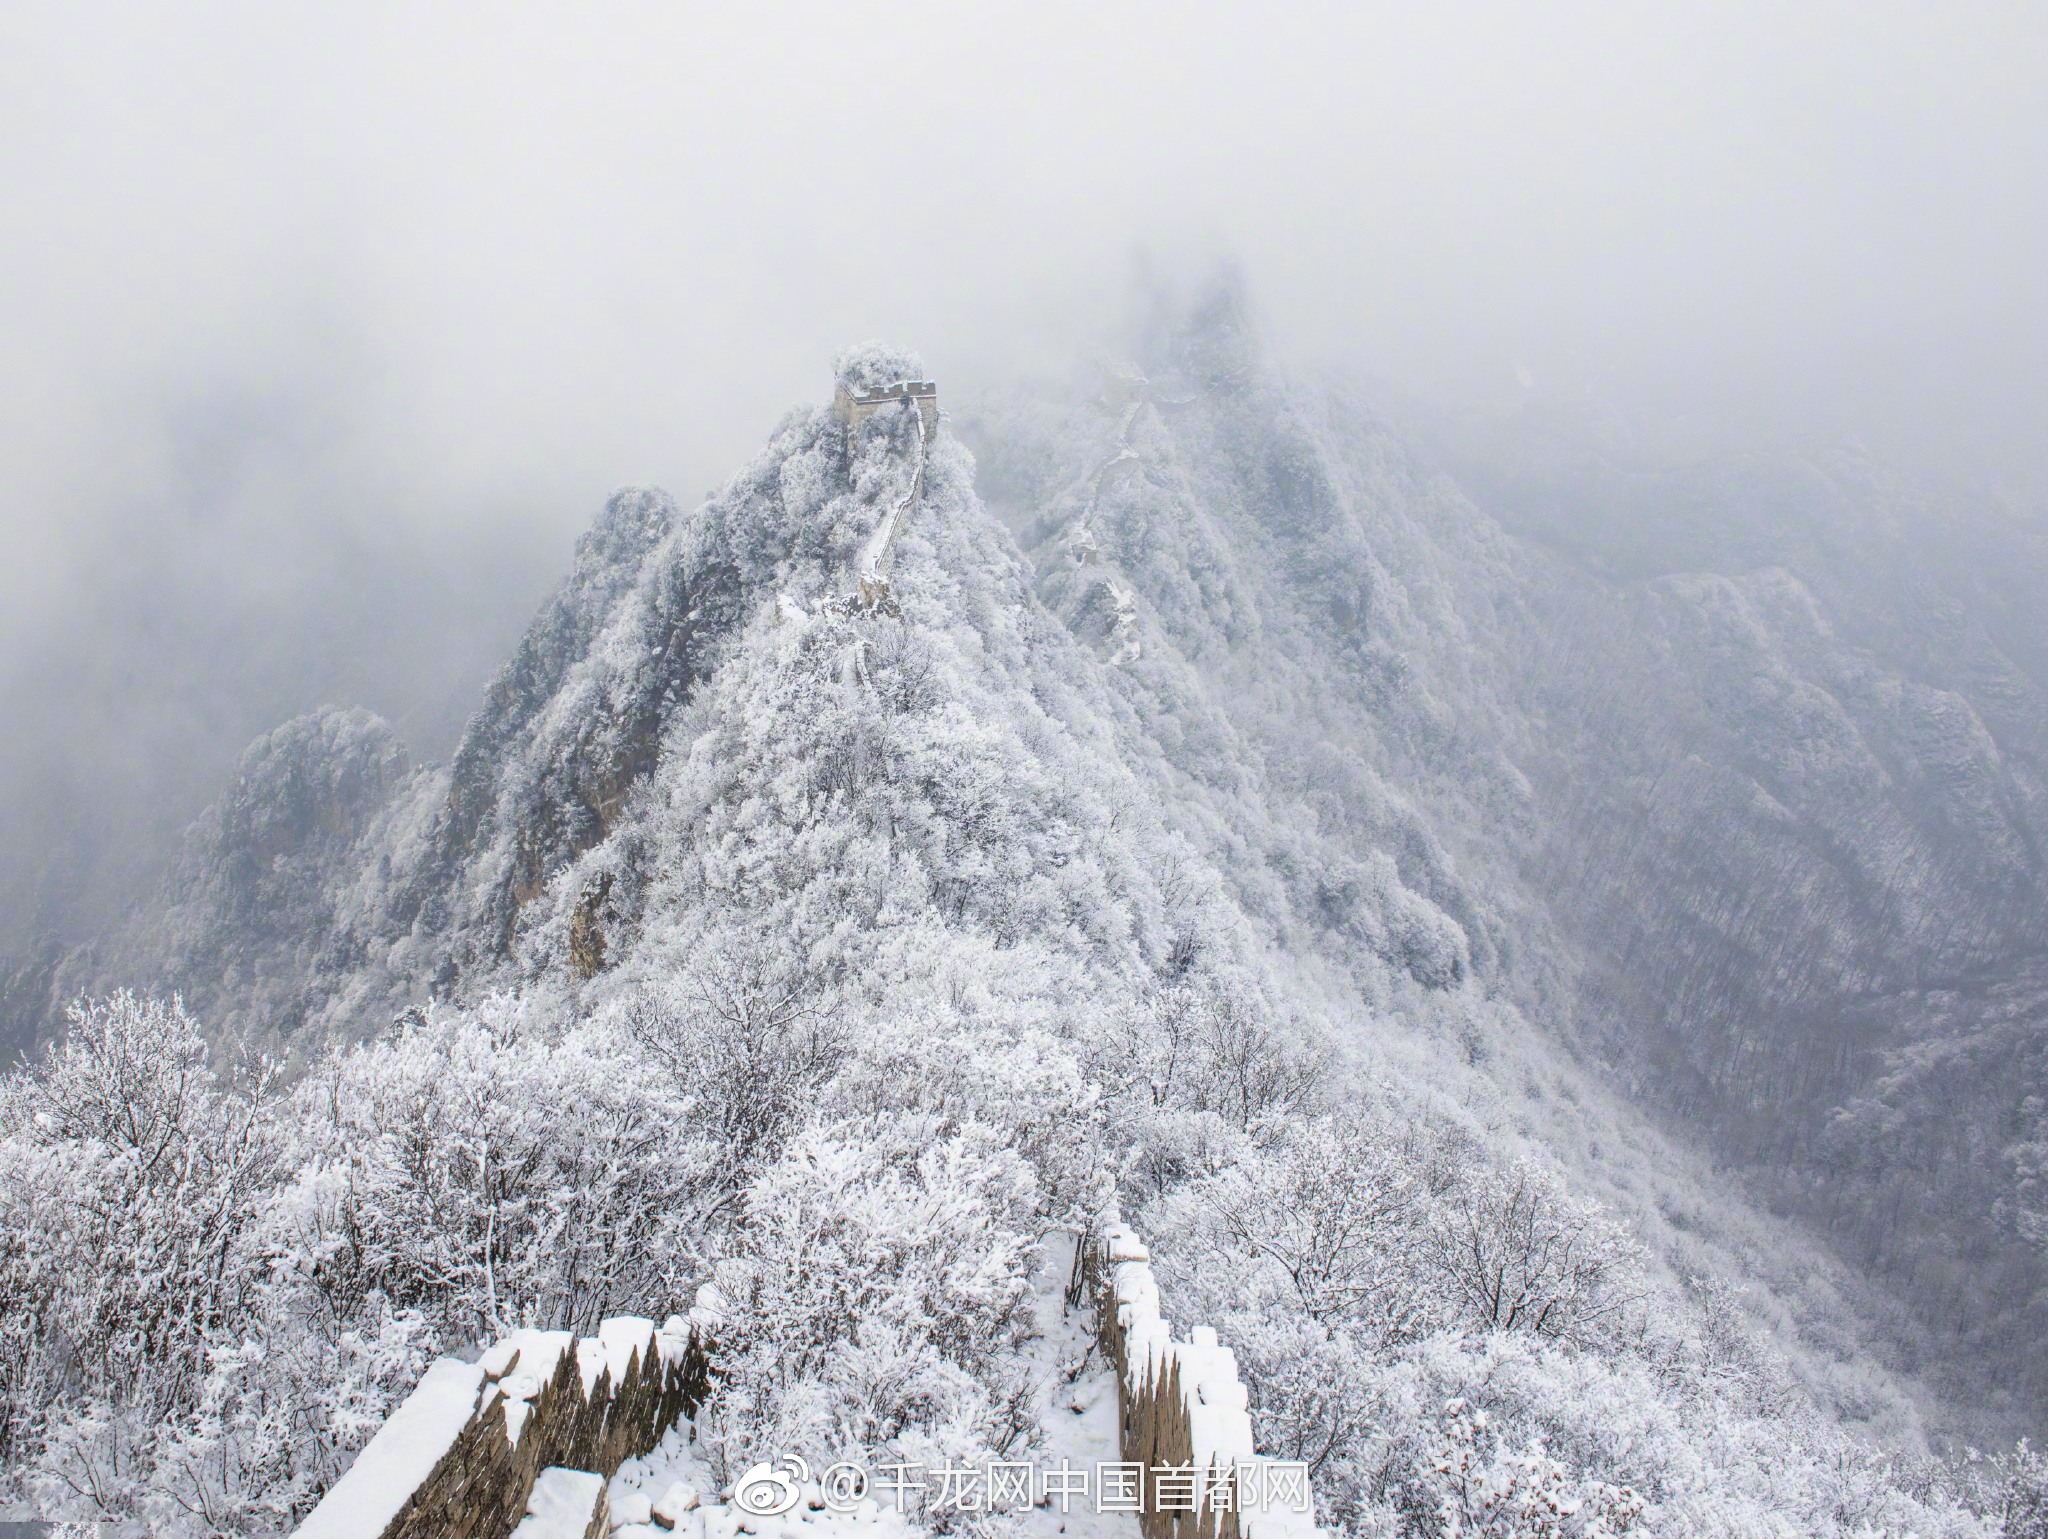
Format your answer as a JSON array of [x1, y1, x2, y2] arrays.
[[602, 1237, 1136, 1539], [1014, 1237, 1134, 1539]]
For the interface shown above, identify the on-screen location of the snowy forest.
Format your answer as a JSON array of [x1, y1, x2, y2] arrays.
[[4, 312, 2048, 1538]]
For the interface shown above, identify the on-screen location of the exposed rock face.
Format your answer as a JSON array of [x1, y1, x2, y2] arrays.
[[1485, 462, 2048, 1423], [41, 484, 748, 1048], [0, 938, 64, 1067], [378, 485, 738, 973], [180, 707, 411, 923], [153, 704, 417, 1038]]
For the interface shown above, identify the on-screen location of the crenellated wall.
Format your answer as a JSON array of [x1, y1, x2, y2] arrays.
[[295, 1220, 1318, 1539], [834, 379, 940, 436], [292, 1314, 713, 1539], [1087, 1220, 1323, 1539]]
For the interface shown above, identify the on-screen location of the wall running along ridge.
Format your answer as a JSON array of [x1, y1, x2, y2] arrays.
[[852, 388, 933, 609], [294, 1219, 1318, 1539], [293, 1314, 713, 1539], [1085, 1219, 1325, 1539]]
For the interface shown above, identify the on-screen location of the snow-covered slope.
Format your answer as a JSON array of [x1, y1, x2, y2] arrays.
[[10, 315, 2047, 1535], [961, 282, 2048, 1438]]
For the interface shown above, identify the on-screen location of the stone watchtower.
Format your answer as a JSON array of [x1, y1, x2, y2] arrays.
[[834, 378, 939, 437]]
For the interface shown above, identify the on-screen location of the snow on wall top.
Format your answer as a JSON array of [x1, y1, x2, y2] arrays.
[[292, 1357, 487, 1539], [1097, 1218, 1323, 1539]]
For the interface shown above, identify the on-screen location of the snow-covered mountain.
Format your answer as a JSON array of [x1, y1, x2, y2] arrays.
[[6, 294, 2046, 1536], [964, 288, 2048, 1432]]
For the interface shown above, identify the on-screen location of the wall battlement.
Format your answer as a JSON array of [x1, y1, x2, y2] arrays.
[[834, 378, 939, 436], [292, 1314, 713, 1539], [1084, 1218, 1325, 1539], [293, 1216, 1320, 1539]]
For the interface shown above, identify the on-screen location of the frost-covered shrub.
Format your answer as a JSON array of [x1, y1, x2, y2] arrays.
[[818, 992, 1112, 1229], [700, 1115, 1039, 1491], [1146, 1114, 1440, 1345], [615, 941, 843, 1206], [1402, 1398, 1644, 1539], [0, 994, 294, 1530], [1424, 1161, 1640, 1348], [113, 1304, 434, 1536], [291, 997, 704, 1342], [0, 994, 280, 1470], [1994, 1441, 2048, 1539], [1109, 981, 1327, 1130], [1100, 980, 1327, 1205], [1138, 1104, 2002, 1538]]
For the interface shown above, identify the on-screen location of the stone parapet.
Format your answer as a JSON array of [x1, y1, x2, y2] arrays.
[[293, 1314, 713, 1539], [1085, 1220, 1323, 1539]]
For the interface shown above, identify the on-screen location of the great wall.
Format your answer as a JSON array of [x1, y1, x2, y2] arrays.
[[287, 373, 1323, 1539], [836, 380, 935, 611], [1059, 363, 1176, 666], [291, 1222, 1323, 1539], [1082, 1218, 1322, 1539], [293, 1313, 715, 1539]]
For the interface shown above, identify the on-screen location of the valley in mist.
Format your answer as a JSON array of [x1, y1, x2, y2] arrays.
[[3, 6, 2045, 1537]]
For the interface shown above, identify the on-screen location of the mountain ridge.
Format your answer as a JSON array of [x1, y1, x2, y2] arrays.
[[8, 303, 2047, 1533]]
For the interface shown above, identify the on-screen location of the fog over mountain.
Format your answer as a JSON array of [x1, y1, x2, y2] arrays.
[[5, 2, 2046, 964], [4, 6, 2047, 1536], [9, 285, 2047, 1529], [969, 293, 2048, 1429]]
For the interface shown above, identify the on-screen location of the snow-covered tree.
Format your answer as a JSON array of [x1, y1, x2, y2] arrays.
[[699, 1115, 1040, 1497]]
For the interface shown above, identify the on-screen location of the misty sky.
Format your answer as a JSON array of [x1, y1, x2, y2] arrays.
[[3, 0, 2044, 947]]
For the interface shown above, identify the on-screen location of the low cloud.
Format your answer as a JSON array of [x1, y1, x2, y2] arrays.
[[3, 0, 2043, 944]]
